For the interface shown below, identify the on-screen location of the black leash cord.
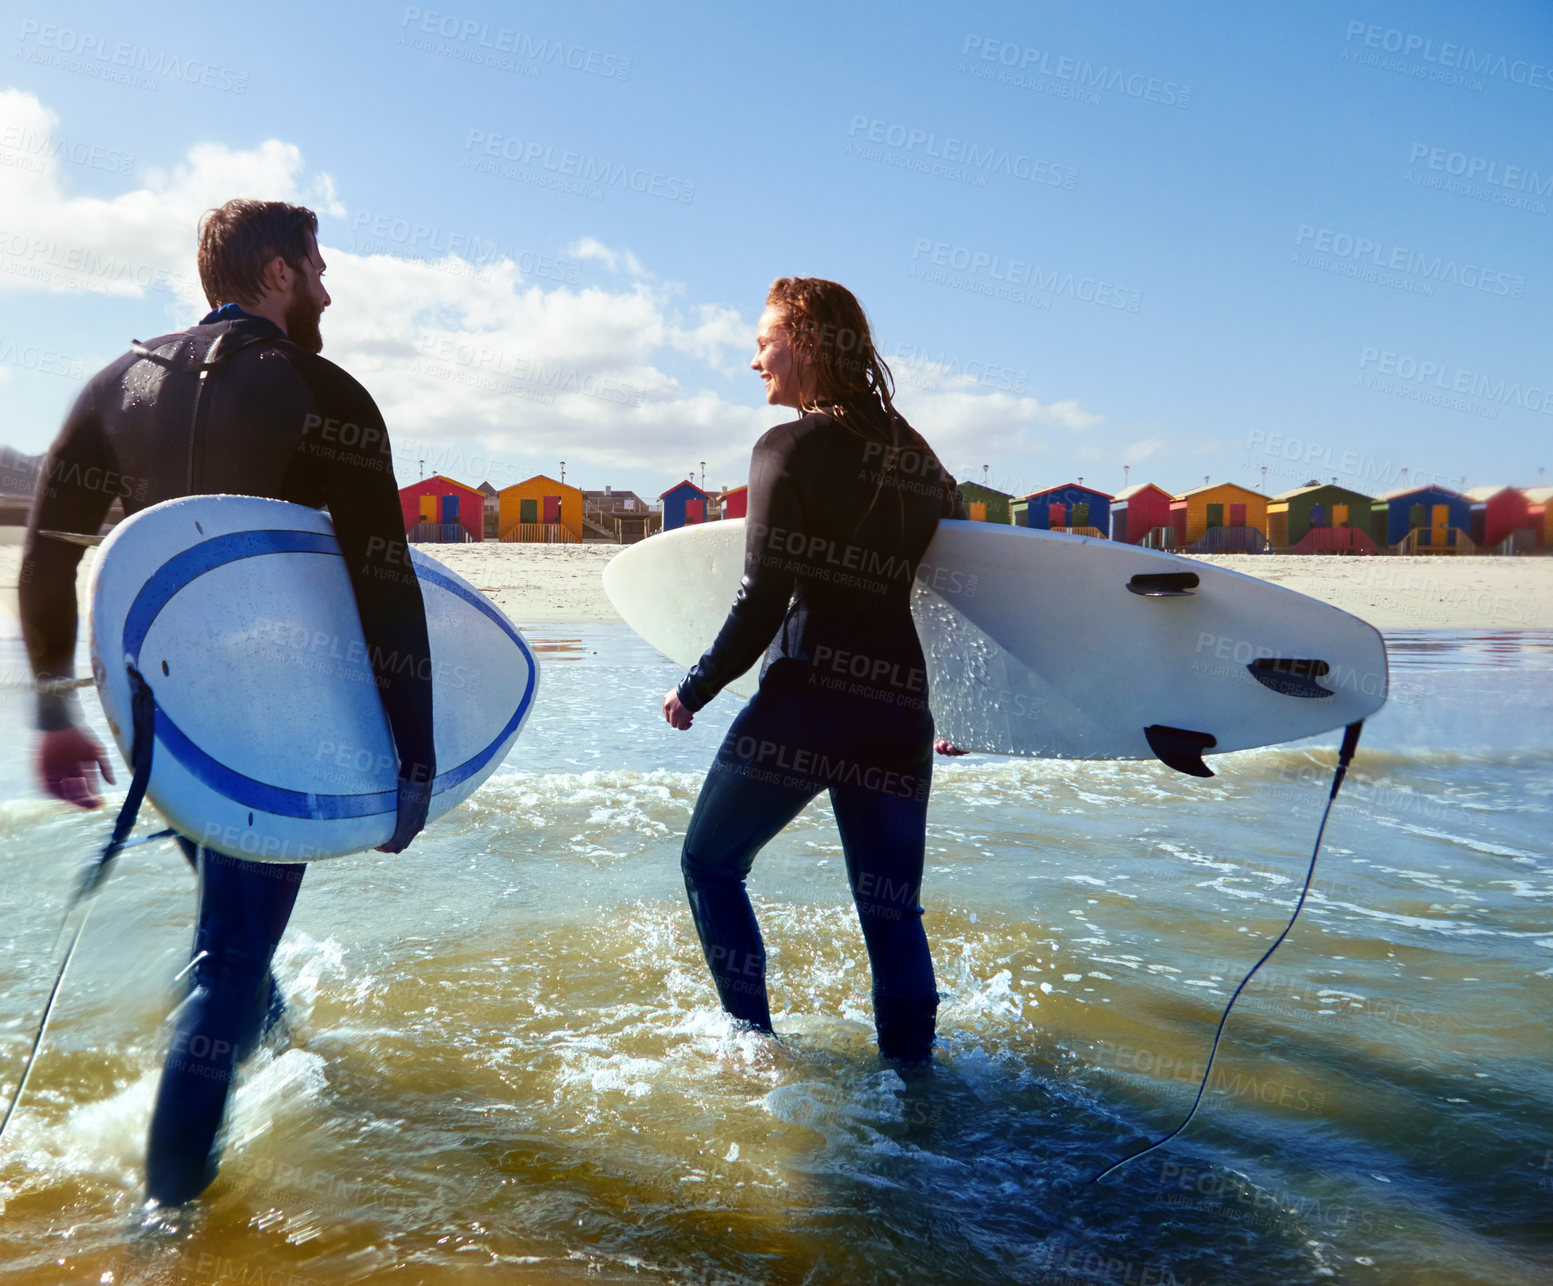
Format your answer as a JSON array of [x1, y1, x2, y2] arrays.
[[0, 668, 172, 1144], [1092, 720, 1365, 1183]]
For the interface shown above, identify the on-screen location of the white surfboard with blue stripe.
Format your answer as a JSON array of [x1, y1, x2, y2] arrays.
[[87, 495, 538, 861]]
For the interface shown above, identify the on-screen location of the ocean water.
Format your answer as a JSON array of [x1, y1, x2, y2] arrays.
[[0, 626, 1549, 1285]]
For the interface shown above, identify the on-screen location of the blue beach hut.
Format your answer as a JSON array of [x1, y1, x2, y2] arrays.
[[660, 480, 711, 530], [1017, 482, 1112, 537]]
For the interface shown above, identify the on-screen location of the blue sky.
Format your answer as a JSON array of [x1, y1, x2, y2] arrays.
[[2, 0, 1548, 501]]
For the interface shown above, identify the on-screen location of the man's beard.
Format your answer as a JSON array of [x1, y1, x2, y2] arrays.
[[284, 291, 324, 353]]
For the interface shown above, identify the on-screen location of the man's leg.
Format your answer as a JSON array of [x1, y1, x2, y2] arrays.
[[173, 837, 286, 1040], [831, 761, 939, 1063], [145, 847, 305, 1205]]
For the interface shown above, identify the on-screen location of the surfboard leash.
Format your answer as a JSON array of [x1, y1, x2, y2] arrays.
[[0, 666, 175, 1143], [1091, 719, 1365, 1184]]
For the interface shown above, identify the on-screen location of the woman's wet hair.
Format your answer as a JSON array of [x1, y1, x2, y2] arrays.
[[197, 199, 319, 308], [766, 276, 950, 527], [766, 276, 899, 437]]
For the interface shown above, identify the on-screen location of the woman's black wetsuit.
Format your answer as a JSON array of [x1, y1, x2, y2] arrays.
[[676, 409, 960, 1060]]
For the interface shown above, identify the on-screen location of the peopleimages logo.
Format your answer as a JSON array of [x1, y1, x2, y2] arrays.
[[1358, 347, 1551, 414], [1408, 144, 1553, 196], [1293, 225, 1525, 297], [909, 238, 1142, 311], [846, 116, 1078, 188], [1342, 20, 1553, 91]]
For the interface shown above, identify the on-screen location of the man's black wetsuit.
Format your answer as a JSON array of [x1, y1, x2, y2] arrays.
[[676, 409, 960, 1060], [20, 304, 434, 1203]]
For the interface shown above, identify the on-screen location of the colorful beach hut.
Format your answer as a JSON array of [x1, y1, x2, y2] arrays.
[[1109, 483, 1174, 546], [956, 481, 1014, 524], [661, 480, 711, 530], [1368, 484, 1472, 553], [1523, 486, 1553, 549], [720, 484, 749, 520], [498, 474, 584, 543], [398, 474, 483, 543], [1267, 483, 1376, 553], [1467, 486, 1535, 552], [1014, 483, 1111, 536], [1169, 482, 1269, 553]]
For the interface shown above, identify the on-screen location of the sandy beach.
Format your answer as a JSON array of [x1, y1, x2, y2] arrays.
[[0, 539, 1548, 633]]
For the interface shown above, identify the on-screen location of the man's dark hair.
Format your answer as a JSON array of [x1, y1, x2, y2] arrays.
[[197, 199, 319, 307]]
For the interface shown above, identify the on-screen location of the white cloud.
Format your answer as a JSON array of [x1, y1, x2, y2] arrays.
[[0, 89, 1109, 489], [0, 89, 325, 307]]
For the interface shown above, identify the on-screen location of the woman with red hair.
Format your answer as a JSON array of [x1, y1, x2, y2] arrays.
[[663, 277, 963, 1062]]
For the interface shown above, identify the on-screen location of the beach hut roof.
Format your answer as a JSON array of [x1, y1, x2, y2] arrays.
[[405, 473, 477, 492], [660, 480, 710, 499], [1271, 482, 1374, 503], [1465, 485, 1517, 501], [1174, 480, 1263, 501], [1372, 482, 1464, 502], [476, 481, 498, 496], [1523, 485, 1553, 504], [1019, 481, 1115, 501], [501, 473, 580, 495], [1113, 482, 1171, 501]]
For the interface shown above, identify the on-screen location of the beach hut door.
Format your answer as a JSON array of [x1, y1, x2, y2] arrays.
[[686, 499, 704, 524], [1229, 502, 1246, 526], [543, 495, 561, 524], [1205, 503, 1223, 529], [520, 498, 538, 524]]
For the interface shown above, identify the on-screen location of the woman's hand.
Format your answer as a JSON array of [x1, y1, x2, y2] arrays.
[[663, 689, 693, 730], [934, 737, 969, 757]]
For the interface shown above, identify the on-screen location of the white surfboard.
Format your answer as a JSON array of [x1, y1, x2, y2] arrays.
[[602, 519, 1387, 773], [88, 496, 539, 861]]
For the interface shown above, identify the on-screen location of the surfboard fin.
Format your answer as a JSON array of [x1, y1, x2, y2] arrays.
[[1144, 724, 1217, 777], [41, 530, 104, 548], [1127, 572, 1199, 596], [1246, 658, 1332, 699]]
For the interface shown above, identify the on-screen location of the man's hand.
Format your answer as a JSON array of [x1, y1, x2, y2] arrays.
[[663, 688, 693, 730], [377, 778, 433, 854], [38, 726, 117, 809], [934, 737, 969, 757]]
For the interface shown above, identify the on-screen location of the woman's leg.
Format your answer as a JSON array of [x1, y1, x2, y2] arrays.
[[145, 847, 305, 1204], [830, 758, 939, 1062], [681, 701, 821, 1030]]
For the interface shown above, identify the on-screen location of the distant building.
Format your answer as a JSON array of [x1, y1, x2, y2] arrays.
[[955, 481, 1013, 524], [1524, 485, 1553, 550], [660, 480, 711, 530], [1014, 482, 1112, 537], [398, 474, 483, 543], [1466, 485, 1535, 551], [583, 486, 660, 542], [499, 474, 585, 542], [476, 481, 499, 539], [1267, 482, 1376, 553], [1109, 483, 1173, 546], [719, 484, 749, 520], [1368, 484, 1472, 553], [1169, 482, 1269, 553]]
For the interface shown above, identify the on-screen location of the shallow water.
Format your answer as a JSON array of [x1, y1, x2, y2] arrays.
[[0, 626, 1549, 1284]]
